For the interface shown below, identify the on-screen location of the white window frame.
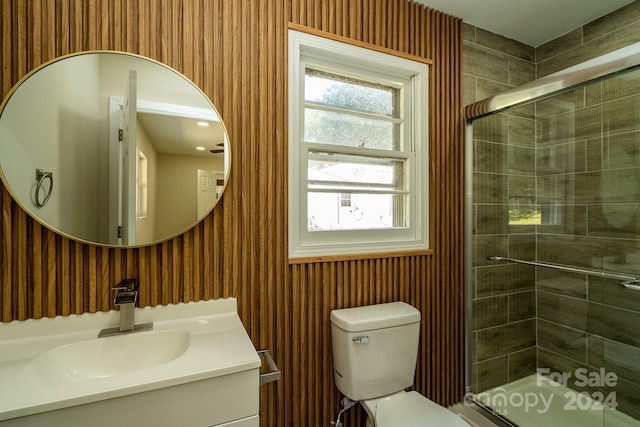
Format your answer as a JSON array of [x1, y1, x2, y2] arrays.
[[288, 29, 429, 259]]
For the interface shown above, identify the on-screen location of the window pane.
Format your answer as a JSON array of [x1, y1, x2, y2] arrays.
[[308, 152, 405, 189], [304, 108, 398, 150], [308, 192, 406, 231], [305, 69, 398, 117]]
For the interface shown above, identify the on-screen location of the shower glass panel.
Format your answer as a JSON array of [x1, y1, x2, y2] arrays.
[[467, 64, 640, 427]]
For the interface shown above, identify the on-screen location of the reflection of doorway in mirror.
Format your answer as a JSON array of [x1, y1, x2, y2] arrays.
[[197, 170, 222, 218], [109, 97, 224, 244]]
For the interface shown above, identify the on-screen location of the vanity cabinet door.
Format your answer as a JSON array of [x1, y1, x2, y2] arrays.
[[3, 369, 260, 427]]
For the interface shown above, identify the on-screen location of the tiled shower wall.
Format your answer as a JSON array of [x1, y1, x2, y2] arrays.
[[464, 0, 640, 407], [464, 24, 538, 393], [469, 105, 538, 392]]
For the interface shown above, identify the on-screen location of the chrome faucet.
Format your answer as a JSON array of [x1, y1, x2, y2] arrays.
[[98, 278, 153, 338], [113, 278, 138, 332]]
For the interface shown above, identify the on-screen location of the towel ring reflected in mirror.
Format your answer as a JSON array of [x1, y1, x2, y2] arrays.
[[34, 168, 53, 207]]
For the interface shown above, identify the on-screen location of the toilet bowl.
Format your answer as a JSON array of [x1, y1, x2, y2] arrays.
[[330, 302, 471, 427], [361, 391, 471, 427]]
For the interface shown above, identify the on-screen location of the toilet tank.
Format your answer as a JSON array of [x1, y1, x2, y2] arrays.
[[330, 302, 421, 401]]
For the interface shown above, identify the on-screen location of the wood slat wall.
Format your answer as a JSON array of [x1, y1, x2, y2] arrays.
[[0, 1, 463, 425]]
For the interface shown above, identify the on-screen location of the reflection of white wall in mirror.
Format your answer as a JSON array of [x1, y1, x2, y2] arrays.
[[156, 154, 224, 238], [0, 54, 101, 242], [135, 120, 157, 244]]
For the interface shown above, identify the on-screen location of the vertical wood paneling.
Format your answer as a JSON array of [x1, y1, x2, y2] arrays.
[[1, 1, 462, 425]]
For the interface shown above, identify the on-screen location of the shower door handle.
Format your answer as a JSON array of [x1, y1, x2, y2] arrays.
[[621, 280, 640, 291]]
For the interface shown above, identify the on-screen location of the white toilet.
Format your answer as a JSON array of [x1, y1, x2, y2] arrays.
[[330, 301, 471, 427]]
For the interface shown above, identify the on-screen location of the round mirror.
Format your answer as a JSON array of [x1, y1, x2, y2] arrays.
[[0, 51, 230, 247]]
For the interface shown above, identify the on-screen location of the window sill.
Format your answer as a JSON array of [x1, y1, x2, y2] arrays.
[[288, 248, 434, 264]]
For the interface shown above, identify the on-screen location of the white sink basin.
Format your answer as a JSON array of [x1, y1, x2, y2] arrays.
[[23, 330, 190, 384]]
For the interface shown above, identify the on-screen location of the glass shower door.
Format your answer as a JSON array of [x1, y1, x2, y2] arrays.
[[597, 66, 640, 426], [523, 65, 640, 426], [468, 63, 640, 427]]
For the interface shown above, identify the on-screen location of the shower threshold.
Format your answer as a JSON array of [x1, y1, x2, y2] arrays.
[[473, 374, 640, 427]]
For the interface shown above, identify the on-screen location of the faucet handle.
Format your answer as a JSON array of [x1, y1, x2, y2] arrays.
[[112, 278, 137, 292]]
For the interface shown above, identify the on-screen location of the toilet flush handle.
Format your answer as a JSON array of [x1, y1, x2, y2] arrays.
[[352, 336, 369, 344]]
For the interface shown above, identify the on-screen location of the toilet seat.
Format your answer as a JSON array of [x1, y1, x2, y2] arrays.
[[374, 391, 472, 427]]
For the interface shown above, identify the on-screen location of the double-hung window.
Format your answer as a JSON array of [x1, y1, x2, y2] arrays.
[[288, 29, 429, 259]]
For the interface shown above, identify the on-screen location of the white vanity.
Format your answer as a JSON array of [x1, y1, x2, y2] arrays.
[[0, 298, 262, 427]]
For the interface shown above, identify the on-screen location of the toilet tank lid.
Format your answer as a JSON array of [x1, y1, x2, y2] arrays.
[[330, 302, 421, 332]]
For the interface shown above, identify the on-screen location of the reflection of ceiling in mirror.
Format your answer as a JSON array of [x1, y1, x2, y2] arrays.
[[100, 54, 212, 109], [137, 113, 226, 156]]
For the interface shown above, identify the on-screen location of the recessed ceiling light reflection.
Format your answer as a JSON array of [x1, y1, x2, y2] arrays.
[[196, 146, 206, 151], [197, 121, 210, 127]]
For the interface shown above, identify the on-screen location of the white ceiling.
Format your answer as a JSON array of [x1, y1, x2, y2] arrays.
[[416, 0, 635, 47], [137, 113, 226, 157]]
